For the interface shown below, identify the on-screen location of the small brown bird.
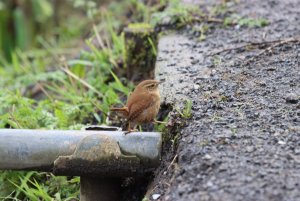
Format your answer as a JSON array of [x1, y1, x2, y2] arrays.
[[111, 80, 162, 133]]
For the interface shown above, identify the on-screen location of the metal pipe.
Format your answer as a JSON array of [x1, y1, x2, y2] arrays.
[[0, 129, 161, 176]]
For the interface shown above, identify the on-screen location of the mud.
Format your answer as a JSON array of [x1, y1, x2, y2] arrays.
[[152, 0, 300, 200]]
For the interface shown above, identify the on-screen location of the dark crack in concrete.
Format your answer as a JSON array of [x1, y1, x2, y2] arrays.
[[153, 0, 300, 200]]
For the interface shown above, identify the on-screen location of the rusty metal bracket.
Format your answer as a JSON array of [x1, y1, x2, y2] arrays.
[[54, 134, 141, 177]]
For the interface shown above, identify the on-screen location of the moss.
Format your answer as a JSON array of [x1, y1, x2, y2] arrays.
[[124, 24, 158, 80], [128, 23, 153, 31]]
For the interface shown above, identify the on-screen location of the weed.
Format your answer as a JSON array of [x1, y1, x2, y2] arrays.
[[212, 56, 222, 66], [231, 127, 237, 136], [224, 14, 269, 27], [160, 100, 193, 151], [192, 24, 210, 41], [171, 132, 180, 151], [199, 140, 209, 147], [151, 0, 202, 28], [176, 99, 193, 119], [211, 2, 230, 17]]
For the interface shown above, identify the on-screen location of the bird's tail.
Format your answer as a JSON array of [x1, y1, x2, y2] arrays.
[[110, 107, 129, 116]]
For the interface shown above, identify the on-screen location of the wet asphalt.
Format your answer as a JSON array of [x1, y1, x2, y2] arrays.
[[153, 0, 300, 200]]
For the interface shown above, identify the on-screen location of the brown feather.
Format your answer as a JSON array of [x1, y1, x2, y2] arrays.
[[128, 93, 152, 121], [110, 107, 129, 117]]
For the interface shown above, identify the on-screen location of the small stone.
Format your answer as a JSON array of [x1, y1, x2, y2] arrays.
[[258, 81, 266, 87], [294, 148, 300, 155], [203, 154, 212, 160], [278, 140, 286, 145], [152, 194, 161, 200], [285, 93, 299, 104], [246, 146, 255, 153], [266, 66, 276, 71], [194, 84, 200, 90], [273, 132, 280, 137], [191, 59, 199, 65], [207, 181, 214, 187]]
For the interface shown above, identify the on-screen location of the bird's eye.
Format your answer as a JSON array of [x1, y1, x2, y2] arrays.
[[147, 84, 155, 90]]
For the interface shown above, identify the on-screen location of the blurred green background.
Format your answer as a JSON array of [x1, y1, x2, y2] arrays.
[[0, 0, 94, 62], [0, 0, 165, 200]]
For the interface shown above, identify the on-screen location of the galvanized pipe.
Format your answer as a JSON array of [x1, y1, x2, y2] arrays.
[[0, 129, 161, 176]]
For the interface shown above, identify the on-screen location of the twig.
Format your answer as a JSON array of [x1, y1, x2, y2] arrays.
[[207, 36, 300, 57], [192, 16, 238, 26], [18, 63, 54, 102], [243, 37, 300, 64], [208, 43, 256, 56], [60, 67, 103, 97], [91, 100, 108, 117], [93, 24, 106, 50], [153, 120, 167, 124], [166, 154, 178, 172], [9, 109, 22, 129], [36, 82, 54, 102]]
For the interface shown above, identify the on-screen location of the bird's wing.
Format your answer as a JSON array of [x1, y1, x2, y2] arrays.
[[127, 92, 153, 121]]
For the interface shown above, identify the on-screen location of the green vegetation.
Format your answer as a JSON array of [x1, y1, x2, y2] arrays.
[[211, 2, 268, 28], [0, 0, 165, 200], [160, 100, 193, 152], [176, 99, 193, 119], [0, 14, 130, 130], [151, 0, 202, 28], [224, 14, 268, 27], [0, 171, 79, 200], [124, 22, 157, 80]]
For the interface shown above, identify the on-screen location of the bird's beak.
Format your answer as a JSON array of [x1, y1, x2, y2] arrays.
[[158, 80, 164, 84]]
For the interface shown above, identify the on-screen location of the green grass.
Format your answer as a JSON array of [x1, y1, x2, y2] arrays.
[[0, 171, 79, 201], [0, 23, 129, 129], [0, 21, 127, 200]]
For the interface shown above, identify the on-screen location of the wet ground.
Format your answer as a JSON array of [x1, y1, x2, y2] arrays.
[[152, 0, 300, 200]]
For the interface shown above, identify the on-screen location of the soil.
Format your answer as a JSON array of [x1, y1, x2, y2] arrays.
[[151, 0, 300, 200]]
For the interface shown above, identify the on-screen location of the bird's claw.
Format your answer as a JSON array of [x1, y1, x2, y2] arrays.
[[124, 129, 138, 135]]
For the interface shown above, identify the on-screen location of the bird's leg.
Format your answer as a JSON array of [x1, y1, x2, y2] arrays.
[[124, 122, 132, 134], [152, 119, 167, 124], [124, 122, 138, 134]]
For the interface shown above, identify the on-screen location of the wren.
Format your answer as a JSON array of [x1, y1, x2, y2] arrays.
[[111, 80, 162, 133]]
